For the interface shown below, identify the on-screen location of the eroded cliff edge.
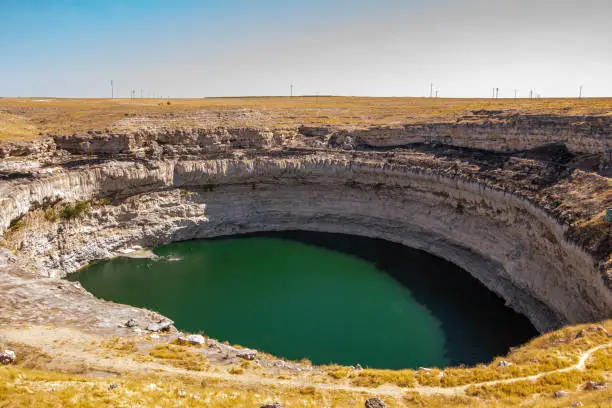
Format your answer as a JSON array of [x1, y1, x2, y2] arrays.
[[0, 130, 610, 335]]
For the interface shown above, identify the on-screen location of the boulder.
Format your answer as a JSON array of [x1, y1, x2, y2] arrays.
[[260, 404, 281, 408], [0, 350, 16, 365], [554, 390, 569, 398], [125, 318, 137, 328], [146, 319, 174, 332], [237, 349, 258, 361], [365, 398, 388, 408], [498, 360, 513, 367], [584, 381, 606, 391], [178, 334, 206, 346]]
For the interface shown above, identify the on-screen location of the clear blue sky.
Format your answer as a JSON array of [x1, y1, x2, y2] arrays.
[[1, 0, 611, 97]]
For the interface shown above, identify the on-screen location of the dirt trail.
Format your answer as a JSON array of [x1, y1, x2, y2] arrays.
[[1, 326, 610, 399]]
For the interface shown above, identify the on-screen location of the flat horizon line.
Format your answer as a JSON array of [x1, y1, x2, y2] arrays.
[[2, 96, 611, 100]]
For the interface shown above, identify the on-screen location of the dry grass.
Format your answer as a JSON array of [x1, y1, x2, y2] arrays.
[[1, 97, 611, 141], [148, 343, 209, 371], [0, 365, 390, 408], [351, 369, 416, 388], [228, 367, 244, 375], [465, 370, 606, 399], [586, 347, 612, 370], [418, 322, 612, 388], [0, 112, 39, 141]]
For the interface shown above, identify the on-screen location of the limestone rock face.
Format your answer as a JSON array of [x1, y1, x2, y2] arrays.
[[0, 146, 610, 336], [54, 134, 134, 155], [353, 114, 611, 156]]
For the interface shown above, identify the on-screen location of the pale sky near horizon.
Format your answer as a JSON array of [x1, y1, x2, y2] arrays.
[[1, 0, 611, 98]]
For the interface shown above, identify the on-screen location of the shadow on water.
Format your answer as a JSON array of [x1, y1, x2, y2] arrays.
[[240, 230, 539, 367]]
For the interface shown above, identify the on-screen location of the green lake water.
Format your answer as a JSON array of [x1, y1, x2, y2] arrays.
[[68, 231, 537, 369]]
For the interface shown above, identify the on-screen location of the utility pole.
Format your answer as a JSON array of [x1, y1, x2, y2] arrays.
[[579, 85, 584, 99], [110, 80, 114, 99], [496, 88, 499, 99]]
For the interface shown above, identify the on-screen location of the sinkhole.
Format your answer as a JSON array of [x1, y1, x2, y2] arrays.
[[68, 231, 538, 369]]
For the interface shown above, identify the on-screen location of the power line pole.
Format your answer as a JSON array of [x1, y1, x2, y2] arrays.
[[579, 85, 584, 99], [110, 80, 114, 99]]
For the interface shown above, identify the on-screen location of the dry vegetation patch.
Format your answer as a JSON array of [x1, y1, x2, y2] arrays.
[[148, 343, 209, 371], [465, 370, 605, 399], [351, 369, 417, 388]]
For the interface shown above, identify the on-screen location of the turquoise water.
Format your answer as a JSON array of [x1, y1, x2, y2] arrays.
[[68, 231, 537, 369]]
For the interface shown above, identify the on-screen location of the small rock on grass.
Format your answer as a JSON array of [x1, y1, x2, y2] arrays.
[[0, 350, 16, 365], [260, 403, 281, 408], [365, 398, 388, 408], [584, 381, 606, 391], [554, 390, 569, 398]]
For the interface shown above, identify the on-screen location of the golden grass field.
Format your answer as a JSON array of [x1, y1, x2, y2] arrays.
[[1, 97, 611, 142], [1, 320, 612, 407]]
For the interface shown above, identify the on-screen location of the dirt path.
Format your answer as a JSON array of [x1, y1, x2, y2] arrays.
[[2, 326, 610, 399]]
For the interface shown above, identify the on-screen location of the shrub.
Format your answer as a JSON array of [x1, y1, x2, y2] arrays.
[[60, 201, 91, 219], [44, 208, 59, 221], [8, 219, 24, 231], [327, 366, 352, 380]]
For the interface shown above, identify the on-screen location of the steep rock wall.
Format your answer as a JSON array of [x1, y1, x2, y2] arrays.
[[351, 115, 611, 155], [1, 155, 610, 333]]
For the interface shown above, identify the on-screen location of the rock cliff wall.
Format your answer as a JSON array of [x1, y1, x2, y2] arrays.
[[12, 113, 604, 160], [350, 114, 610, 155], [1, 154, 610, 333]]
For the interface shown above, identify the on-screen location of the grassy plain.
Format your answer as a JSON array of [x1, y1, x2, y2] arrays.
[[1, 96, 611, 141]]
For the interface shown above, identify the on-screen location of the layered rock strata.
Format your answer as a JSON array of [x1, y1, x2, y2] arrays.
[[1, 150, 610, 334]]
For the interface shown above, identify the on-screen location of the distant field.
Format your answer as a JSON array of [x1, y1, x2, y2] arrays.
[[0, 97, 611, 142]]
